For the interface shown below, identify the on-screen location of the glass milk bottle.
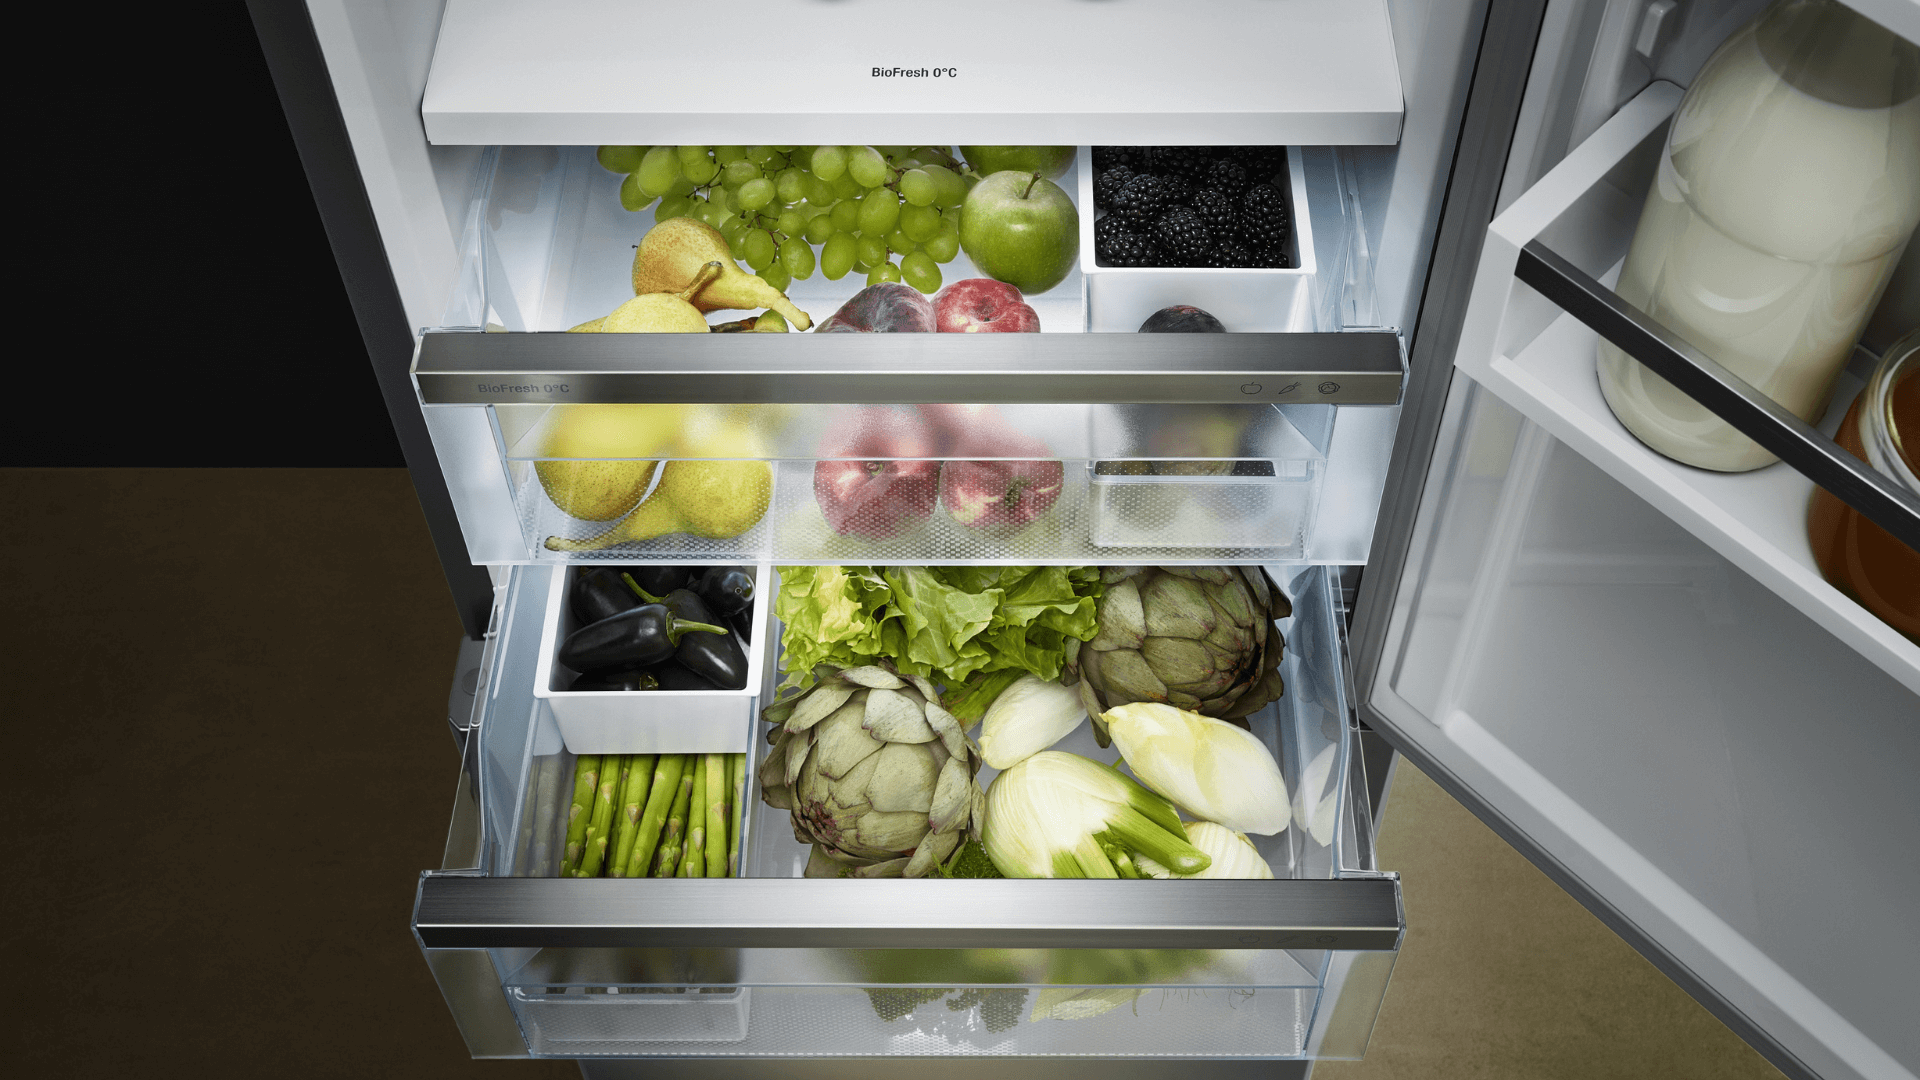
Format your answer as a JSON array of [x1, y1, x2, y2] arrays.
[[1597, 0, 1920, 472]]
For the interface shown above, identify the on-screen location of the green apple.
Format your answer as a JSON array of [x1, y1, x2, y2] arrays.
[[959, 171, 1080, 295], [960, 146, 1077, 180]]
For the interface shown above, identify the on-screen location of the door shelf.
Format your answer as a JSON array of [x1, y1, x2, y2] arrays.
[[1455, 83, 1920, 694], [420, 0, 1404, 148], [423, 562, 1400, 1060]]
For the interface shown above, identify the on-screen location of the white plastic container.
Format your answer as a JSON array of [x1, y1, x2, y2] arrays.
[[533, 564, 769, 754], [1079, 145, 1317, 332]]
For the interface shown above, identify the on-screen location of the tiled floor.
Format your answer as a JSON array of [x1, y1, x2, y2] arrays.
[[1, 469, 1781, 1078]]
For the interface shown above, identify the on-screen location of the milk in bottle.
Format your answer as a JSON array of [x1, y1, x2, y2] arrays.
[[1597, 0, 1920, 472]]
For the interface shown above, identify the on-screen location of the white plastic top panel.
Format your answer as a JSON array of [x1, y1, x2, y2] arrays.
[[421, 0, 1405, 146]]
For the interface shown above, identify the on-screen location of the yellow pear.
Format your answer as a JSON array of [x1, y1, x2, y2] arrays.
[[530, 404, 688, 521], [567, 316, 607, 332], [601, 261, 722, 333], [632, 218, 813, 331], [545, 459, 772, 551]]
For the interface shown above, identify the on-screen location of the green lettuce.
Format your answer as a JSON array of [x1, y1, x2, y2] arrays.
[[774, 565, 1102, 718]]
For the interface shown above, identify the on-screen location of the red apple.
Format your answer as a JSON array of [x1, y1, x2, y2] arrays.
[[939, 432, 1065, 533], [915, 403, 1005, 455], [814, 408, 942, 539], [932, 279, 1042, 333]]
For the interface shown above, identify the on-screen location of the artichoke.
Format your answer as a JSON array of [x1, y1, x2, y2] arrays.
[[759, 663, 985, 878], [1062, 566, 1290, 745]]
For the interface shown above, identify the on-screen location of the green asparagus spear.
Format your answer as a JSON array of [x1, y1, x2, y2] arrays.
[[727, 752, 745, 878], [624, 754, 687, 878], [704, 753, 728, 878], [560, 754, 601, 877], [578, 754, 623, 876], [608, 753, 657, 877], [684, 760, 709, 877], [654, 768, 695, 877]]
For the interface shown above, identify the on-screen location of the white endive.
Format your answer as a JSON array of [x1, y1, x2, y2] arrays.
[[1135, 821, 1275, 879], [1103, 701, 1291, 835], [983, 751, 1211, 878], [977, 674, 1086, 769]]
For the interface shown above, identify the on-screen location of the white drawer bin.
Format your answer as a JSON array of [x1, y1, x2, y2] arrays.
[[532, 563, 769, 754]]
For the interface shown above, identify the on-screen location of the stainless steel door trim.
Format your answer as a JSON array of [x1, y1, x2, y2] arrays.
[[412, 876, 1403, 950], [1349, 0, 1543, 703], [411, 331, 1406, 405], [1514, 241, 1920, 549]]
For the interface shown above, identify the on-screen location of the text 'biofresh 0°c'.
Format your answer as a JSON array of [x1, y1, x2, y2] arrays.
[[872, 67, 958, 78]]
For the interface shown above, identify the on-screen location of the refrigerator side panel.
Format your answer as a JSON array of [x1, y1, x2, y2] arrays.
[[250, 0, 495, 634]]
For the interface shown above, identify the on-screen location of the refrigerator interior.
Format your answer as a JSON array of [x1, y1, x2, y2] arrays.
[[282, 0, 1920, 1074]]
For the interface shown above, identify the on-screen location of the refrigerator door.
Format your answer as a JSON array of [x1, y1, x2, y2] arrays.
[[1351, 5, 1920, 1080]]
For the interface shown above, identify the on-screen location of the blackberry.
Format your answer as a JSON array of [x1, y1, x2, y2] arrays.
[[1189, 187, 1237, 236], [1109, 172, 1169, 223], [1096, 215, 1159, 267], [1152, 206, 1212, 266], [1093, 164, 1134, 211], [1146, 146, 1208, 179], [1157, 171, 1195, 207], [1202, 158, 1250, 195], [1236, 182, 1291, 248], [1248, 241, 1292, 268], [1204, 239, 1254, 268], [1093, 146, 1145, 171], [1229, 145, 1287, 180]]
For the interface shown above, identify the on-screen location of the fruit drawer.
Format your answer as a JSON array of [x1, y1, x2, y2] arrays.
[[494, 403, 1331, 564], [532, 563, 769, 755]]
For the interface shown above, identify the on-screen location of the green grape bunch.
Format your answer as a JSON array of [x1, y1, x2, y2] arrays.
[[594, 143, 987, 301]]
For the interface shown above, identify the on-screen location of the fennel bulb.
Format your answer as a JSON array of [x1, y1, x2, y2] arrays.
[[1134, 821, 1275, 879], [1103, 701, 1290, 835], [982, 751, 1210, 878], [977, 674, 1086, 769]]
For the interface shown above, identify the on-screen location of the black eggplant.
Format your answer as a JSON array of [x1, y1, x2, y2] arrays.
[[690, 566, 755, 618], [571, 567, 647, 626], [558, 603, 730, 674], [622, 576, 750, 690], [570, 668, 661, 692], [624, 565, 691, 597]]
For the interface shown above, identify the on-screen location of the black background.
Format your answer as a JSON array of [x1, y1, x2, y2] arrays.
[[12, 4, 402, 467]]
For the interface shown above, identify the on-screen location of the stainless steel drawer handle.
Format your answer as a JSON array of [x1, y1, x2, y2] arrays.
[[412, 875, 1404, 951]]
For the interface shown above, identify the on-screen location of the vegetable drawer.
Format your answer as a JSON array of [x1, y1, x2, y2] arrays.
[[417, 562, 1398, 1062]]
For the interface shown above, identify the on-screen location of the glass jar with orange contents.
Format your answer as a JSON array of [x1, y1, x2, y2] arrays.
[[1807, 329, 1919, 643]]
